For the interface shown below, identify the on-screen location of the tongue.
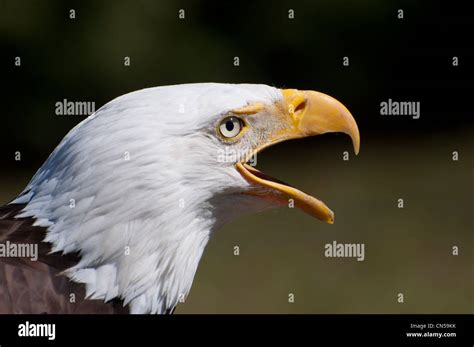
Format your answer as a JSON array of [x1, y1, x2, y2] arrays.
[[243, 164, 296, 188]]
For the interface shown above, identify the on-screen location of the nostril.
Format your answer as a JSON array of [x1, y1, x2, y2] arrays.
[[294, 100, 307, 113]]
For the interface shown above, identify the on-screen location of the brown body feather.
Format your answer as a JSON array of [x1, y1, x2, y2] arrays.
[[0, 204, 129, 313]]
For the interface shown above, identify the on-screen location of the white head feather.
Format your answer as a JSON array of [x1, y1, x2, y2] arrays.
[[13, 83, 283, 313]]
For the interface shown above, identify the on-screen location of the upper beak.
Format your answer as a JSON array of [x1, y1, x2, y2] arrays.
[[236, 88, 360, 224], [281, 89, 360, 155]]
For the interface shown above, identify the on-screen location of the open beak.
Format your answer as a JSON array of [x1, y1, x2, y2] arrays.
[[236, 89, 360, 224]]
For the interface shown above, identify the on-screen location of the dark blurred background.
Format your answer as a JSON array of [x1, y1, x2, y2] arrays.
[[0, 0, 472, 313]]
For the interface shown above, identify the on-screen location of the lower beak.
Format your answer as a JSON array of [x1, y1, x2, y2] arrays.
[[236, 89, 360, 224]]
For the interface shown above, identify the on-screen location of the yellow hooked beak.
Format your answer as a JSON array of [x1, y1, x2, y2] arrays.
[[236, 89, 360, 224]]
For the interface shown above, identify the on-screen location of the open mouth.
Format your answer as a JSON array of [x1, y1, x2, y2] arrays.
[[233, 89, 360, 224], [236, 161, 335, 224]]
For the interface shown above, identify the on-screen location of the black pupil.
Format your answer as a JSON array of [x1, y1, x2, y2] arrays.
[[225, 119, 235, 132]]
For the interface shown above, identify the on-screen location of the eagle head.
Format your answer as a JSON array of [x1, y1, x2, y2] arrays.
[[12, 83, 360, 313]]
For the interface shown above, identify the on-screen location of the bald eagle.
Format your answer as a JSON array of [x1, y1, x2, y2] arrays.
[[0, 83, 359, 314]]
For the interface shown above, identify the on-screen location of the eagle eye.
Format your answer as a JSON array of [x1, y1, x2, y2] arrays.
[[218, 116, 244, 139]]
